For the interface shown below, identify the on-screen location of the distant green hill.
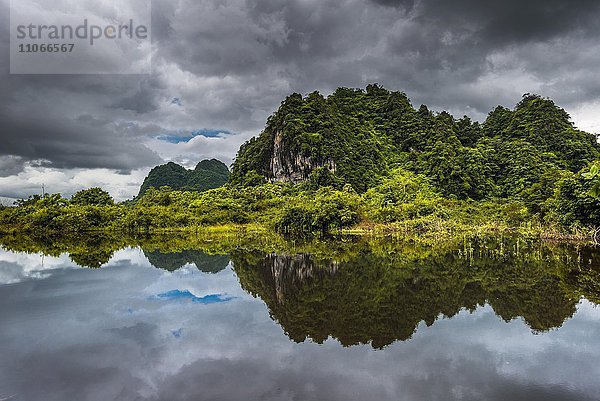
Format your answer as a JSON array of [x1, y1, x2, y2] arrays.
[[230, 84, 600, 200], [137, 159, 230, 197]]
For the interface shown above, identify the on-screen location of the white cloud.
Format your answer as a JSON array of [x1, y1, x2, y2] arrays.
[[144, 131, 254, 168], [569, 100, 600, 136], [0, 162, 149, 201]]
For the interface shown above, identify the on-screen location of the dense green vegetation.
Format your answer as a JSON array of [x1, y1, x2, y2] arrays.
[[137, 158, 230, 198], [1, 85, 600, 238], [1, 167, 598, 239], [231, 85, 599, 196]]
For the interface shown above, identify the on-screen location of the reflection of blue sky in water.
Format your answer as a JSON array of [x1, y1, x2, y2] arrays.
[[155, 289, 235, 304], [0, 247, 599, 401]]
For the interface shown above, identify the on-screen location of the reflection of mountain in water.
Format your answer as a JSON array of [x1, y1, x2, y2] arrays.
[[143, 250, 230, 273], [266, 254, 339, 303], [234, 241, 600, 349]]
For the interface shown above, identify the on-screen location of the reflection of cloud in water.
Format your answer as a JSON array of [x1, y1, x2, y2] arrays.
[[0, 251, 74, 284], [0, 245, 231, 283]]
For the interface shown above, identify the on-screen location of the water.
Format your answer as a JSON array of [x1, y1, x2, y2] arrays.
[[1, 235, 599, 401]]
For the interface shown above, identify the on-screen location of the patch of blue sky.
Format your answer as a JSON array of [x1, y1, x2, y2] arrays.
[[157, 129, 234, 144]]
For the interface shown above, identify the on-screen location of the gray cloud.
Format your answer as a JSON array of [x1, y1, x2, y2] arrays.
[[0, 111, 163, 170], [0, 156, 25, 177], [370, 0, 416, 9], [110, 80, 163, 114]]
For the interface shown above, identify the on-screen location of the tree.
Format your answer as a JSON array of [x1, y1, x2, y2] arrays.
[[582, 161, 600, 198], [71, 187, 114, 206]]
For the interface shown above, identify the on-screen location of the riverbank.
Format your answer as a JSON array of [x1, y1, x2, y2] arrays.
[[2, 179, 599, 244], [1, 219, 597, 262], [0, 221, 596, 243]]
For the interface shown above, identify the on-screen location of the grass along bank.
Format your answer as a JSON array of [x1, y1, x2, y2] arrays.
[[1, 167, 600, 244]]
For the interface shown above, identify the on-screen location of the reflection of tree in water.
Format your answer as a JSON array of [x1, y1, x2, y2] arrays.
[[233, 240, 600, 349], [0, 232, 124, 268], [560, 246, 600, 305], [69, 250, 114, 269], [143, 249, 230, 273], [0, 232, 237, 272], [66, 236, 117, 268]]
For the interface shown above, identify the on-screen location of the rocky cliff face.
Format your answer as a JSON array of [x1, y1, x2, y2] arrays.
[[268, 130, 336, 184]]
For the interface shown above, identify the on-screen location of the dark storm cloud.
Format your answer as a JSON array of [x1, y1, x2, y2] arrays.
[[369, 0, 416, 12], [150, 0, 600, 121], [111, 86, 160, 114], [110, 76, 166, 114], [0, 109, 162, 170], [0, 156, 25, 177], [370, 0, 600, 42], [420, 0, 600, 45], [0, 1, 164, 172]]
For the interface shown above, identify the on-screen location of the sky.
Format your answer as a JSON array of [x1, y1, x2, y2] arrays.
[[1, 0, 600, 202]]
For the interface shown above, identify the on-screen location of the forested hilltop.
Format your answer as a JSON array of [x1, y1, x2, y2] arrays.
[[2, 84, 600, 239], [137, 159, 230, 198], [231, 84, 599, 198]]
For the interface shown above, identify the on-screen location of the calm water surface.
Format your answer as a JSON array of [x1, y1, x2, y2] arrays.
[[1, 237, 599, 401]]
